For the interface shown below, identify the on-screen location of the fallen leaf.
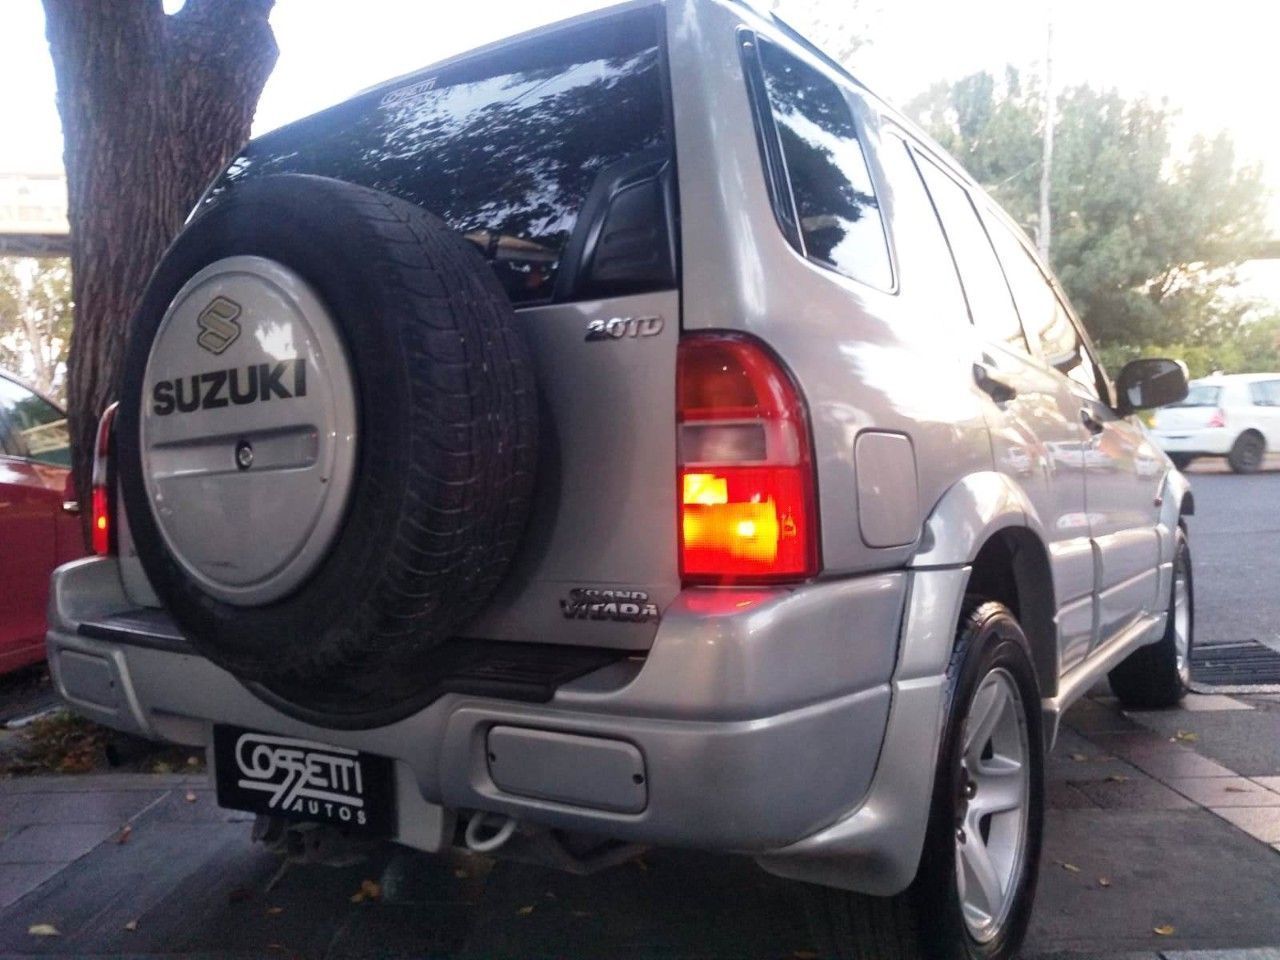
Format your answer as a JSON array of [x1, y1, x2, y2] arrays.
[[1070, 753, 1089, 762], [1106, 774, 1128, 783], [27, 924, 59, 937], [1058, 861, 1081, 873], [124, 919, 138, 932], [517, 905, 535, 917], [1173, 731, 1198, 743], [1098, 877, 1112, 888], [266, 906, 284, 916], [186, 755, 201, 766], [350, 879, 381, 904], [115, 824, 132, 844], [1154, 924, 1176, 936], [184, 790, 197, 803], [544, 891, 557, 900]]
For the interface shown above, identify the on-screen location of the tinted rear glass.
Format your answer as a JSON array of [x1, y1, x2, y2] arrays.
[[210, 7, 670, 306], [754, 39, 892, 290], [1175, 384, 1222, 407]]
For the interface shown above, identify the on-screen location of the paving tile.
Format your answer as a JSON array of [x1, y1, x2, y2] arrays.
[[1047, 781, 1098, 809], [0, 772, 204, 794], [1062, 697, 1142, 736], [0, 789, 164, 827], [1165, 950, 1280, 959], [1116, 747, 1237, 781], [0, 860, 62, 909], [1251, 776, 1280, 793], [1212, 806, 1280, 844], [1176, 693, 1255, 712], [1167, 777, 1280, 808], [1071, 777, 1196, 810], [0, 822, 118, 864]]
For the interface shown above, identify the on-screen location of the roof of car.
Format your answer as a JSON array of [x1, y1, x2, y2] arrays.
[[1192, 373, 1280, 384]]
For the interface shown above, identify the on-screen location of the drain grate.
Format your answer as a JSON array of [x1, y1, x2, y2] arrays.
[[1192, 641, 1280, 692]]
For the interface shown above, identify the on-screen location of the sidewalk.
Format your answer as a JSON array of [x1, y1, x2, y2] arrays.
[[0, 691, 1277, 959]]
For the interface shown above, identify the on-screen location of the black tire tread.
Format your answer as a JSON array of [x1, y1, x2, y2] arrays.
[[1109, 528, 1192, 709]]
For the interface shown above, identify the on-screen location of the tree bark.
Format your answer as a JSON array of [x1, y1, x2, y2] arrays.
[[43, 0, 277, 543]]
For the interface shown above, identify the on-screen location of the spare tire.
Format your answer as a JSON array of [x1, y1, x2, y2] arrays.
[[116, 174, 537, 726]]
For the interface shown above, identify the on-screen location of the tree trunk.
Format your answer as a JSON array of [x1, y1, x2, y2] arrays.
[[43, 0, 277, 544]]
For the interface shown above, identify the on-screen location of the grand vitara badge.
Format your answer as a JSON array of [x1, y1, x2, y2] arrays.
[[560, 587, 660, 623], [212, 726, 396, 835]]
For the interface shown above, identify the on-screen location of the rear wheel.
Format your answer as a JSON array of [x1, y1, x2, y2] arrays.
[[1109, 526, 1193, 708], [1227, 431, 1265, 473], [805, 602, 1044, 960]]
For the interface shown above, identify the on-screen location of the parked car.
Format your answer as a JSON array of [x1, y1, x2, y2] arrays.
[[0, 371, 83, 675], [1151, 373, 1280, 473], [46, 3, 1194, 957]]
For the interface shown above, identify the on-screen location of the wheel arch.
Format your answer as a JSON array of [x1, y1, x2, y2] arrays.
[[910, 471, 1059, 697]]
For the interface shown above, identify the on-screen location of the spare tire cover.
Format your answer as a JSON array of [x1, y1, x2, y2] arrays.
[[116, 174, 538, 726]]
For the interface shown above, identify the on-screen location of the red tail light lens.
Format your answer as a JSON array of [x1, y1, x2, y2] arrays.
[[91, 403, 118, 556], [1207, 408, 1226, 429], [677, 334, 818, 583]]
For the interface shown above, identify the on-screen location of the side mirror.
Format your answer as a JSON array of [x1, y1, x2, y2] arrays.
[[1116, 358, 1189, 414]]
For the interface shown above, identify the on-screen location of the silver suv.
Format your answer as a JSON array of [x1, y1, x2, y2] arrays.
[[48, 2, 1194, 957]]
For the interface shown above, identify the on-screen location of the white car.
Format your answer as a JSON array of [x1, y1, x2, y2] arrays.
[[1152, 373, 1280, 472]]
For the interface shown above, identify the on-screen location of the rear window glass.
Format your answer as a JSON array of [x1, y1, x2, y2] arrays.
[[1175, 384, 1222, 407], [754, 39, 892, 290], [211, 7, 670, 306]]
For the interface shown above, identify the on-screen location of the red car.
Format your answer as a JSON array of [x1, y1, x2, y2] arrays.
[[0, 371, 85, 674]]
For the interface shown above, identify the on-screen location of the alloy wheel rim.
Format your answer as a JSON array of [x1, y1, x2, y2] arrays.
[[956, 666, 1031, 944], [1173, 559, 1191, 684]]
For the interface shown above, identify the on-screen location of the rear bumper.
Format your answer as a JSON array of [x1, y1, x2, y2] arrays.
[[47, 557, 937, 880], [1151, 427, 1231, 455]]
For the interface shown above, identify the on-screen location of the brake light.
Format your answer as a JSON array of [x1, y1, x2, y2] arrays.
[[1207, 408, 1225, 429], [91, 403, 118, 556], [677, 334, 818, 583]]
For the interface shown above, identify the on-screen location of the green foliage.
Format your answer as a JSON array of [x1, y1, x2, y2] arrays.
[[906, 72, 1270, 352], [1097, 314, 1280, 381], [0, 257, 73, 400]]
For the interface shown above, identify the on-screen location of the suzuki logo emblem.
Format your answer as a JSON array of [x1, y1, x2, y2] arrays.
[[196, 296, 242, 355]]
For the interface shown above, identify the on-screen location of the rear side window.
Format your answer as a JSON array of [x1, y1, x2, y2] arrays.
[[0, 377, 70, 467], [912, 153, 1026, 350], [1249, 380, 1280, 406], [1175, 384, 1222, 407], [749, 38, 892, 290], [213, 7, 672, 307]]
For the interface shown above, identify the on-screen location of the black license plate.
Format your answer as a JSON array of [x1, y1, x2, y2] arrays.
[[212, 725, 396, 836]]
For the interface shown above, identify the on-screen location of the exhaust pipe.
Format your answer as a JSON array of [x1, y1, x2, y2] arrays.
[[464, 812, 518, 853]]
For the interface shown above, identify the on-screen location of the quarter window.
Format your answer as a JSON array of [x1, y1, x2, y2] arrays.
[[912, 153, 1026, 350], [754, 39, 893, 290]]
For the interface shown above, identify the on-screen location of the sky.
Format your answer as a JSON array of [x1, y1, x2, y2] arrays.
[[2, 0, 1277, 294]]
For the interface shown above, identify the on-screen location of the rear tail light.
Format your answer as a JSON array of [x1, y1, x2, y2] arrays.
[[1207, 408, 1226, 429], [91, 402, 118, 556], [677, 334, 819, 583]]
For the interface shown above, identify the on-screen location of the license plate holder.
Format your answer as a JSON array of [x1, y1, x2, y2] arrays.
[[212, 725, 396, 837]]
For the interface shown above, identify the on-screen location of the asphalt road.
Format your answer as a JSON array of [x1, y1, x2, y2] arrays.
[[1183, 456, 1280, 648]]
